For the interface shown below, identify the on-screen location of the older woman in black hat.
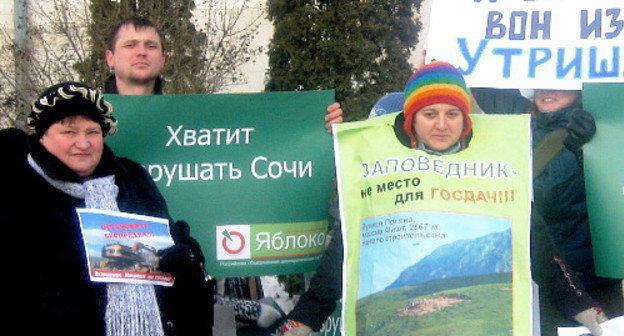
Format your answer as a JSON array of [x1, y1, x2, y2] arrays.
[[0, 82, 211, 336]]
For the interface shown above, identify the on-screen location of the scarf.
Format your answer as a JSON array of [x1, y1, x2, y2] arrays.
[[417, 136, 463, 156], [28, 154, 165, 336]]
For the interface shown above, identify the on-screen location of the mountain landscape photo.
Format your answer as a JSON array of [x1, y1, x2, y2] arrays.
[[356, 229, 514, 336]]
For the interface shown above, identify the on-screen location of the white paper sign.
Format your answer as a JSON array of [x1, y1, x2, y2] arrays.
[[426, 0, 624, 89]]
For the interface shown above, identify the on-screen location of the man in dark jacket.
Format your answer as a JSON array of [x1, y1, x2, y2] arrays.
[[104, 17, 166, 95], [103, 18, 216, 334]]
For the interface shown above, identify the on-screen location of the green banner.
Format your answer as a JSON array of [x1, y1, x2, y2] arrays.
[[105, 91, 335, 277], [333, 114, 532, 336], [583, 83, 624, 279]]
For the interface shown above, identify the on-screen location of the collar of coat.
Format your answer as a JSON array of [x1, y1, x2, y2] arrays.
[[104, 74, 163, 95]]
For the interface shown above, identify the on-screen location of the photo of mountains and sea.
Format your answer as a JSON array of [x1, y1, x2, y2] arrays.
[[356, 211, 513, 336]]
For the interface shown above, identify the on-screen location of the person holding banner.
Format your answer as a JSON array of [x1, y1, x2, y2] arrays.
[[278, 62, 477, 336], [104, 16, 345, 334], [366, 81, 612, 336], [103, 16, 344, 133], [0, 82, 212, 336], [278, 61, 612, 336], [471, 86, 623, 335], [370, 87, 616, 335]]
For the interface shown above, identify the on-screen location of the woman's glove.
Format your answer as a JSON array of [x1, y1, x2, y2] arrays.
[[573, 307, 608, 336], [276, 319, 313, 336], [564, 108, 596, 151]]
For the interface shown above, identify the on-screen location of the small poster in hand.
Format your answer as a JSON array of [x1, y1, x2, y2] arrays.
[[76, 208, 175, 286]]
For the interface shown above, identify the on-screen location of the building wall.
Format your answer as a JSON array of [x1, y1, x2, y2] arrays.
[[217, 0, 273, 93], [0, 0, 15, 40], [412, 0, 432, 66]]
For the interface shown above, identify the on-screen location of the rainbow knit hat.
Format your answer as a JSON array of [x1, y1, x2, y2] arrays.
[[403, 61, 472, 148]]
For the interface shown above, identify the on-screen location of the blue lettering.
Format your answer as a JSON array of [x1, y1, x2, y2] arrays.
[[457, 38, 489, 75], [509, 11, 528, 41], [582, 9, 623, 39], [556, 48, 583, 79], [606, 8, 623, 39], [529, 48, 552, 78], [486, 11, 506, 39], [486, 11, 551, 40], [589, 47, 620, 78], [531, 11, 551, 39], [581, 9, 602, 39], [492, 48, 523, 78]]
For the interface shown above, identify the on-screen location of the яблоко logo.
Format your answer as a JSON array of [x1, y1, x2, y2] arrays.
[[222, 230, 245, 254], [216, 225, 250, 260]]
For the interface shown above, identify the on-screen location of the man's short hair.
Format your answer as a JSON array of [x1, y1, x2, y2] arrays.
[[108, 17, 166, 52]]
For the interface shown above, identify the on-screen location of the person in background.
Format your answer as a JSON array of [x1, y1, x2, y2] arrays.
[[471, 86, 622, 335], [104, 17, 166, 95], [0, 82, 212, 335], [103, 16, 343, 132]]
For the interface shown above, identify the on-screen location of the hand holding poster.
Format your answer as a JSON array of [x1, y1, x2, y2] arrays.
[[426, 0, 624, 89], [77, 209, 175, 286], [333, 113, 532, 336]]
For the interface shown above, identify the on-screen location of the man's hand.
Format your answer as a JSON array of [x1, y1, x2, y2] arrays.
[[325, 102, 343, 133]]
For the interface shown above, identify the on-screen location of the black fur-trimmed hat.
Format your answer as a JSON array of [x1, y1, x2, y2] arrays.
[[28, 82, 117, 136]]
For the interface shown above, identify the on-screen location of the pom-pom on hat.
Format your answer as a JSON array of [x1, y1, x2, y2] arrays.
[[28, 82, 117, 137], [403, 61, 472, 148]]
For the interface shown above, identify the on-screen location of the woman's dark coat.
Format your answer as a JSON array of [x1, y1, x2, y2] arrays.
[[472, 88, 604, 288], [0, 128, 212, 336]]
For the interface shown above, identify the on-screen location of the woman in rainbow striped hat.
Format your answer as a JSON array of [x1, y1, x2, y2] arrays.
[[392, 61, 473, 155]]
